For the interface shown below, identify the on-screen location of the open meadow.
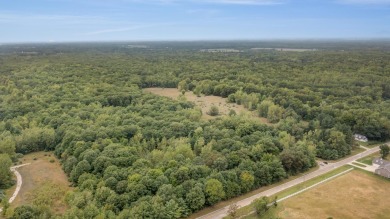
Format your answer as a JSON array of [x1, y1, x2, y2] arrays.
[[245, 170, 390, 219], [144, 88, 271, 124], [4, 152, 72, 216]]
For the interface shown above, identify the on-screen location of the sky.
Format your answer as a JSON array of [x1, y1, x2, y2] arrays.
[[0, 0, 389, 42]]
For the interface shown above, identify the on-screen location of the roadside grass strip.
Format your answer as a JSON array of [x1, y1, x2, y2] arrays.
[[270, 168, 354, 205], [357, 151, 383, 166], [351, 162, 367, 167], [230, 166, 354, 219]]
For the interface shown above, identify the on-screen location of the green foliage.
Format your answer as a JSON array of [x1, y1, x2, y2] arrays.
[[240, 171, 255, 193], [185, 185, 205, 211], [380, 144, 389, 159], [1, 198, 9, 216], [205, 179, 225, 205], [227, 203, 239, 219], [0, 42, 389, 218], [0, 136, 16, 158], [15, 127, 55, 154], [268, 104, 284, 123], [280, 145, 315, 175], [10, 205, 52, 219], [253, 196, 270, 216], [0, 153, 12, 188], [207, 105, 220, 116]]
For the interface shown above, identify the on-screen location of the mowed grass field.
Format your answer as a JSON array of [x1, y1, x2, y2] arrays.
[[245, 170, 390, 219], [6, 152, 72, 215], [144, 88, 271, 124]]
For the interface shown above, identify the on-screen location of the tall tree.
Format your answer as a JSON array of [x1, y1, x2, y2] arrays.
[[205, 179, 225, 205], [0, 154, 12, 188], [0, 137, 16, 158], [380, 144, 389, 159]]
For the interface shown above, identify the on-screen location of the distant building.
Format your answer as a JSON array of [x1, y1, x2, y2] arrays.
[[354, 134, 368, 142], [372, 158, 390, 178]]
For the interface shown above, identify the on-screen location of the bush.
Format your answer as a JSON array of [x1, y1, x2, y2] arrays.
[[207, 106, 219, 116], [228, 109, 236, 116], [253, 196, 269, 216]]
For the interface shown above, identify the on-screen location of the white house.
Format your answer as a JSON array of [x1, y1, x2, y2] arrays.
[[354, 134, 368, 142], [372, 158, 390, 178]]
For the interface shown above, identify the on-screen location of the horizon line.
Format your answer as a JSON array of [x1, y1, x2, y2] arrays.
[[1, 38, 390, 45]]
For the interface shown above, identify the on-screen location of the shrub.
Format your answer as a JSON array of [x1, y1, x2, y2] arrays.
[[207, 106, 219, 116]]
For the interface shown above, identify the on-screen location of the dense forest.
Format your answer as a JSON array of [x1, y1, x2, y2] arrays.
[[0, 41, 389, 218]]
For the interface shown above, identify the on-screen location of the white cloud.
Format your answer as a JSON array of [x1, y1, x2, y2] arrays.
[[338, 0, 390, 4]]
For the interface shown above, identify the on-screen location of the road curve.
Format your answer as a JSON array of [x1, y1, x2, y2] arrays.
[[197, 146, 382, 219], [0, 163, 31, 213]]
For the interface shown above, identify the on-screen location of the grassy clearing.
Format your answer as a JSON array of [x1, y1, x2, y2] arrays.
[[3, 152, 72, 216], [241, 169, 390, 219], [143, 88, 271, 124], [276, 170, 390, 219], [228, 165, 353, 219]]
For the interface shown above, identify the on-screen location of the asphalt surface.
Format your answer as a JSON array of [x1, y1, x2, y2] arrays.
[[197, 145, 382, 219]]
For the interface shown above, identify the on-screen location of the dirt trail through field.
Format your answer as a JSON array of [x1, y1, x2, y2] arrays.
[[0, 163, 31, 213]]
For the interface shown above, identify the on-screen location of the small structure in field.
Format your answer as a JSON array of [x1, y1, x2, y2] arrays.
[[354, 134, 368, 142], [372, 158, 390, 178]]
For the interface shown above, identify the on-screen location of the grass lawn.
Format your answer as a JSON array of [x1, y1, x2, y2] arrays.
[[242, 169, 390, 219], [2, 151, 72, 217], [357, 151, 384, 165], [228, 165, 353, 219], [352, 162, 367, 167]]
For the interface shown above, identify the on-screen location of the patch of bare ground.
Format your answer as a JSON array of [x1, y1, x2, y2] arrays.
[[277, 170, 390, 219], [144, 88, 271, 124], [9, 152, 72, 215]]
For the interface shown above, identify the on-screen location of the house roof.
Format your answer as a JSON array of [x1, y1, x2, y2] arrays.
[[382, 163, 390, 172], [354, 134, 368, 142], [373, 158, 390, 171]]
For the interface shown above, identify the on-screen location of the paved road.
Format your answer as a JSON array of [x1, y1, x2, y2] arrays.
[[0, 163, 30, 213], [197, 145, 382, 219]]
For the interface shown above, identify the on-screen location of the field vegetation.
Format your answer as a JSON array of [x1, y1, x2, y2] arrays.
[[2, 152, 71, 218], [0, 41, 389, 218], [242, 169, 390, 219], [144, 88, 270, 123]]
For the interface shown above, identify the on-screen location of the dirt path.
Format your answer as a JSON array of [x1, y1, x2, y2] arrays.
[[196, 145, 382, 219], [0, 163, 31, 213]]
